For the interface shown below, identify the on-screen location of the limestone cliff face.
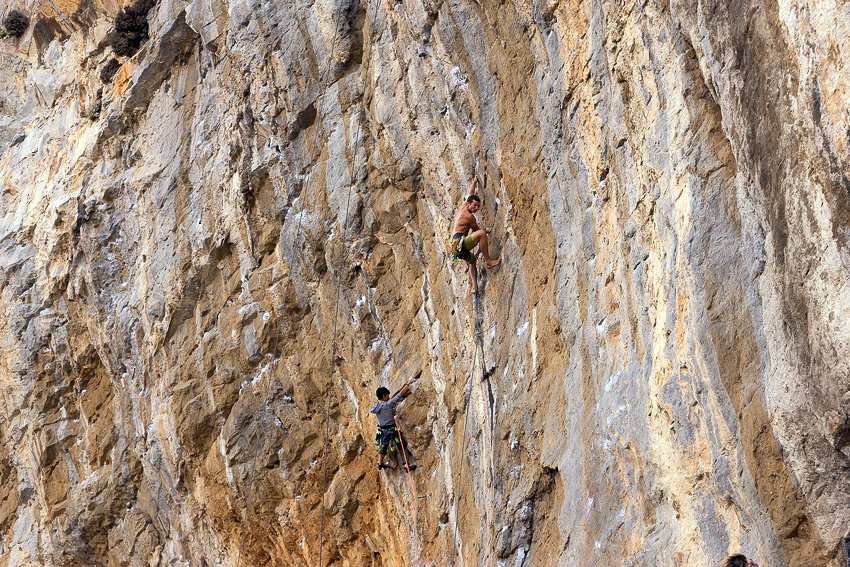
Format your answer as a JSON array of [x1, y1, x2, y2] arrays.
[[1, 0, 848, 565]]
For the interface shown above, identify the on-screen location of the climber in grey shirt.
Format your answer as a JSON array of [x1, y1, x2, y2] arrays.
[[371, 374, 418, 471]]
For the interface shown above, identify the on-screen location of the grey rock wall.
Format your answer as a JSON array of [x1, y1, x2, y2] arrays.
[[0, 0, 848, 565]]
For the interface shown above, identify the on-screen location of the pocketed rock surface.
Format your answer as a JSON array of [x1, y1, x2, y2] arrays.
[[0, 0, 848, 565]]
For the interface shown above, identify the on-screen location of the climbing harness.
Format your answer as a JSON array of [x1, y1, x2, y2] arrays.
[[375, 426, 401, 452], [448, 233, 475, 265], [451, 237, 466, 255]]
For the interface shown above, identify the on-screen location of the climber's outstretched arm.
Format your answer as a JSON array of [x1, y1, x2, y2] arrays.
[[467, 177, 478, 198]]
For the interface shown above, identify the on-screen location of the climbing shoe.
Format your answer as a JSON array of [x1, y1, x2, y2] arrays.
[[404, 464, 417, 472], [378, 462, 393, 470]]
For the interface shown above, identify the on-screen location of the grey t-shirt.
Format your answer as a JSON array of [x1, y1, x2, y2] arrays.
[[371, 391, 405, 428]]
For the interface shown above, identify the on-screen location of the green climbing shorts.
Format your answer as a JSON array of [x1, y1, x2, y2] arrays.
[[450, 233, 475, 262]]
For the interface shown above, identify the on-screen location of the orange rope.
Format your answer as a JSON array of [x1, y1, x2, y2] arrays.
[[394, 417, 416, 567]]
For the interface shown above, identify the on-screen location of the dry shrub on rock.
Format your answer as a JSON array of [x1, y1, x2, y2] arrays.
[[107, 0, 155, 57], [3, 10, 30, 38]]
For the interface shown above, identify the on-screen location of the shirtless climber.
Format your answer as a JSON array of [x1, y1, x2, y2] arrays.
[[450, 177, 500, 294], [371, 374, 419, 472]]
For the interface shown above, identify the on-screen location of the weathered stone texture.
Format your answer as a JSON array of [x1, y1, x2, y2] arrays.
[[0, 0, 848, 565]]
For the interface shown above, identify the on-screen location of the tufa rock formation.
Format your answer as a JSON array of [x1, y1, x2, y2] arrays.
[[0, 0, 848, 565]]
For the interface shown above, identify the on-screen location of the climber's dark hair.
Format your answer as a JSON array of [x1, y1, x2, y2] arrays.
[[376, 387, 390, 400], [722, 555, 748, 567], [466, 195, 481, 204]]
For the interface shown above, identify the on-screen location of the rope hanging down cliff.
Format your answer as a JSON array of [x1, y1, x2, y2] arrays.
[[234, 2, 355, 567], [318, 0, 383, 565], [450, 289, 488, 566], [394, 415, 418, 567]]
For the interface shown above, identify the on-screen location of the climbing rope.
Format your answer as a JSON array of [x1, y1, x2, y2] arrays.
[[318, 0, 382, 565], [474, 281, 488, 378], [450, 288, 486, 566], [394, 416, 417, 567], [234, 2, 352, 567]]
